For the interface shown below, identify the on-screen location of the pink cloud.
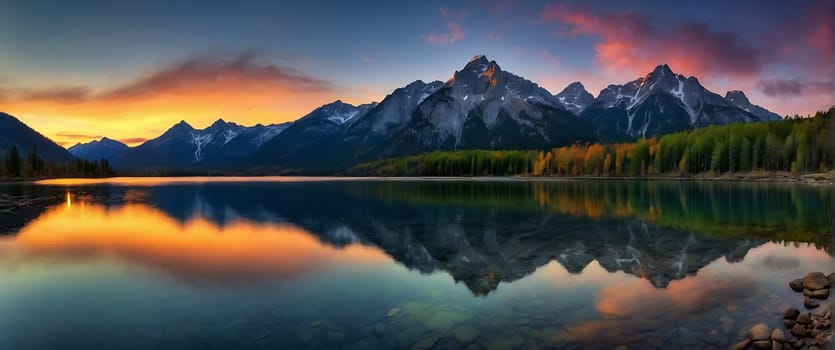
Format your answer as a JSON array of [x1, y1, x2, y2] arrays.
[[425, 8, 467, 45], [540, 4, 762, 79]]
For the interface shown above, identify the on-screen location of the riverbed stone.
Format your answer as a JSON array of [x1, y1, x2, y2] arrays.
[[803, 272, 830, 290], [487, 334, 525, 350], [721, 319, 735, 335], [771, 340, 783, 350], [387, 308, 400, 318], [452, 326, 479, 344], [753, 340, 771, 349], [811, 289, 829, 299], [411, 335, 441, 350], [791, 324, 808, 337], [797, 312, 812, 324], [750, 323, 771, 340], [783, 307, 800, 320], [771, 328, 787, 342], [805, 296, 820, 309], [790, 279, 805, 292], [730, 339, 752, 350], [783, 319, 796, 328]]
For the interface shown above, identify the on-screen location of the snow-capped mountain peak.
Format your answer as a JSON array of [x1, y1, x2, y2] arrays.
[[555, 82, 594, 114]]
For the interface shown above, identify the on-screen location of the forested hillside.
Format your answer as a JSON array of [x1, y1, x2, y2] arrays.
[[0, 146, 115, 179], [348, 108, 833, 177]]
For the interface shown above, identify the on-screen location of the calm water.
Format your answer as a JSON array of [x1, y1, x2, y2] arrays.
[[0, 177, 832, 350]]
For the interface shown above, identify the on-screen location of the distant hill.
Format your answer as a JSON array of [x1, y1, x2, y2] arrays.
[[0, 112, 75, 161]]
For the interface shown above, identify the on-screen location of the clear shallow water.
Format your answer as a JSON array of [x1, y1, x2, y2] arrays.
[[0, 178, 832, 350]]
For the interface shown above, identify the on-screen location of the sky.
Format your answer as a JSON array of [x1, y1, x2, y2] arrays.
[[0, 0, 832, 147]]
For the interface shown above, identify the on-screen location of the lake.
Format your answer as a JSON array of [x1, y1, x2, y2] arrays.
[[0, 177, 832, 350]]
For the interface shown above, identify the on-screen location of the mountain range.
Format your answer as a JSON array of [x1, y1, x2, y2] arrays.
[[4, 55, 783, 172]]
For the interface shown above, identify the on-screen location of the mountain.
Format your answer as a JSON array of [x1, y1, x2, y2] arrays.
[[0, 112, 75, 161], [68, 137, 129, 161], [254, 55, 595, 171], [580, 64, 780, 141], [380, 55, 594, 156], [724, 90, 783, 121], [250, 101, 376, 169], [115, 119, 290, 169], [555, 82, 594, 115]]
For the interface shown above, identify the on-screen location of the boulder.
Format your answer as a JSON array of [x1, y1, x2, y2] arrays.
[[803, 272, 830, 290], [771, 328, 787, 342], [749, 323, 771, 340], [790, 278, 805, 292]]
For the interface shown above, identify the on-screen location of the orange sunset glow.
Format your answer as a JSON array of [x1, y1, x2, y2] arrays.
[[1, 198, 391, 282], [3, 54, 374, 147]]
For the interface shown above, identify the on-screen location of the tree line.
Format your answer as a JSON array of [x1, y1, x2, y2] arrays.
[[348, 108, 833, 177], [1, 146, 115, 179]]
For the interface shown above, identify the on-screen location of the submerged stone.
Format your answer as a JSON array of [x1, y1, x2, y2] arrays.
[[452, 326, 479, 344]]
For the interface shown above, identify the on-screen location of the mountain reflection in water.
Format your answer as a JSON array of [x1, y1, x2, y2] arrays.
[[0, 179, 832, 350]]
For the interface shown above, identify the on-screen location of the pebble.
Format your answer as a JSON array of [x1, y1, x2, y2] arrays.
[[387, 308, 400, 318]]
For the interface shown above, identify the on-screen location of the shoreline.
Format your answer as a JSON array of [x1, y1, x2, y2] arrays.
[[1, 171, 830, 185]]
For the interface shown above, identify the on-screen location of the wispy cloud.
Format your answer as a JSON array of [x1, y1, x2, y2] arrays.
[[425, 8, 467, 45], [758, 78, 835, 97], [54, 132, 102, 140], [1, 52, 344, 147]]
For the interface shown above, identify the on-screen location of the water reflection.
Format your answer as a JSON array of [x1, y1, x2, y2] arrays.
[[1, 179, 830, 293], [3, 202, 390, 283], [0, 179, 832, 349]]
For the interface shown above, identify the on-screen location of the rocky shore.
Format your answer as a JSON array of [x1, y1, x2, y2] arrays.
[[733, 272, 833, 350]]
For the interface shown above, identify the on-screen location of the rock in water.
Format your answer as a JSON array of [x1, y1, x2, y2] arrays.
[[731, 339, 752, 350], [386, 308, 400, 318], [752, 340, 771, 349], [804, 296, 820, 309], [452, 326, 479, 344], [790, 278, 805, 292], [803, 272, 830, 290], [749, 323, 771, 340], [797, 312, 812, 324], [782, 307, 800, 319], [810, 288, 829, 299], [771, 328, 787, 342]]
